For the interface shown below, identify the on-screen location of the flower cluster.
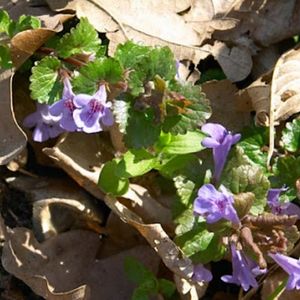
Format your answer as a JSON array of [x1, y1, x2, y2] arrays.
[[24, 78, 114, 142], [192, 123, 300, 292]]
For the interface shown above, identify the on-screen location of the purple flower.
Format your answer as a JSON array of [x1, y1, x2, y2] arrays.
[[23, 104, 64, 142], [193, 184, 240, 224], [192, 264, 212, 282], [267, 187, 300, 218], [201, 123, 241, 183], [49, 78, 77, 132], [73, 85, 114, 133], [221, 244, 266, 291], [269, 252, 300, 290]]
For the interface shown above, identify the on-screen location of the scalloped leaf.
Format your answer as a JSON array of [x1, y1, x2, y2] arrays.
[[30, 56, 62, 104], [272, 156, 300, 199], [124, 108, 161, 149], [222, 148, 270, 215], [72, 58, 123, 94], [57, 17, 100, 58], [175, 224, 214, 257], [281, 119, 300, 152], [115, 41, 176, 96], [238, 125, 269, 169], [162, 82, 211, 134]]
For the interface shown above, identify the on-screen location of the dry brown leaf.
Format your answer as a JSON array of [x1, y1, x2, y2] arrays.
[[44, 133, 173, 226], [5, 175, 104, 240], [0, 70, 27, 165], [11, 28, 56, 68], [43, 133, 111, 200], [46, 0, 212, 63], [122, 184, 173, 229], [203, 41, 252, 81], [202, 79, 251, 132], [105, 195, 194, 280], [2, 228, 160, 300], [184, 0, 239, 44], [234, 72, 272, 126], [174, 275, 208, 300], [217, 0, 300, 48]]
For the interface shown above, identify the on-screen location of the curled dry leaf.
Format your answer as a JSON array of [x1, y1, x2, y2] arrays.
[[105, 195, 194, 280], [202, 79, 251, 132], [44, 133, 173, 225], [5, 175, 104, 240], [46, 0, 211, 63], [1, 228, 160, 299], [43, 133, 111, 200], [0, 70, 27, 165], [203, 41, 252, 81]]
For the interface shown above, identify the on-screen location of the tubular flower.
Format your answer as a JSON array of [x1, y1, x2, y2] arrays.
[[192, 264, 212, 282], [23, 103, 64, 142], [269, 252, 300, 290], [73, 85, 114, 133], [193, 184, 240, 225], [201, 123, 241, 182], [267, 187, 300, 218], [221, 244, 266, 291], [49, 77, 77, 132]]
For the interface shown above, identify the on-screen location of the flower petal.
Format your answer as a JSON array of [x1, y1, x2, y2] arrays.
[[101, 107, 114, 126], [49, 100, 65, 116], [23, 111, 40, 128], [73, 94, 92, 108], [192, 264, 212, 282], [201, 123, 226, 141], [201, 137, 220, 148], [94, 84, 107, 102], [32, 124, 49, 142]]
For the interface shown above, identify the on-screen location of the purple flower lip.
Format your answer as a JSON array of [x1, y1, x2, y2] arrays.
[[192, 264, 212, 282], [73, 85, 114, 133], [49, 77, 78, 132], [267, 187, 300, 218], [23, 103, 64, 142], [268, 252, 300, 290], [201, 123, 241, 183], [221, 244, 266, 291], [193, 184, 240, 225]]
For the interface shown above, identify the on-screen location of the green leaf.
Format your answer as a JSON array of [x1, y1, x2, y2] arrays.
[[191, 234, 226, 264], [175, 224, 214, 257], [173, 175, 197, 235], [163, 82, 211, 134], [272, 156, 300, 198], [98, 160, 129, 196], [238, 125, 269, 169], [115, 42, 176, 96], [132, 280, 158, 300], [57, 17, 100, 58], [117, 149, 157, 178], [222, 148, 270, 215], [158, 279, 176, 298], [124, 109, 161, 149], [266, 278, 287, 300], [124, 257, 156, 285], [73, 58, 123, 94], [115, 41, 151, 96], [0, 45, 12, 68], [0, 9, 11, 35], [281, 119, 300, 152], [157, 154, 200, 179], [8, 15, 41, 37], [155, 131, 205, 154], [29, 56, 62, 104]]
